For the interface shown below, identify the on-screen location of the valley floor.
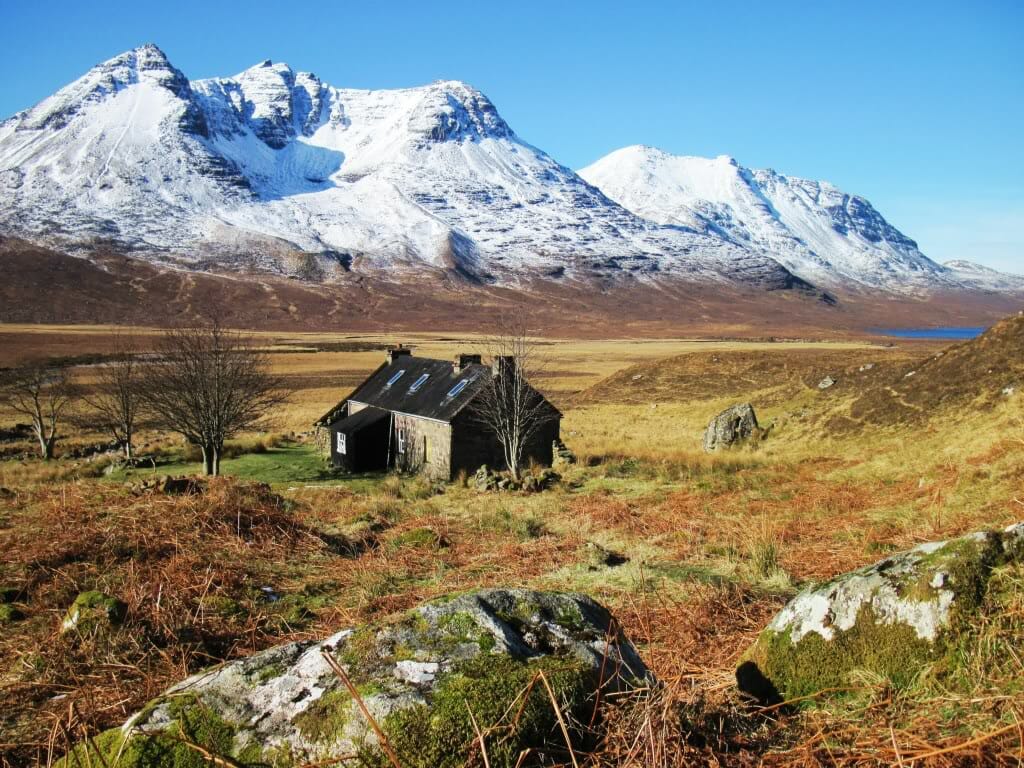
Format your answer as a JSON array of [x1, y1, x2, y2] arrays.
[[1, 327, 1022, 765]]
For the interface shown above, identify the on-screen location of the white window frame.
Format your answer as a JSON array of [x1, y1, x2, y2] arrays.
[[336, 431, 346, 455], [397, 428, 406, 455]]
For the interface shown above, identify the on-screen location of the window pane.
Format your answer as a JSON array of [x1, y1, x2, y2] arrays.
[[447, 379, 469, 398]]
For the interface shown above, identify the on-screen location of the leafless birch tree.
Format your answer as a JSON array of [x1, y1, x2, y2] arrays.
[[82, 337, 143, 459], [142, 320, 285, 476], [471, 319, 557, 481], [0, 364, 76, 460]]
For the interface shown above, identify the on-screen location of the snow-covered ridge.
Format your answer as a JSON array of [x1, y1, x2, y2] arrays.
[[579, 145, 970, 290], [0, 44, 808, 290], [0, 45, 1017, 296]]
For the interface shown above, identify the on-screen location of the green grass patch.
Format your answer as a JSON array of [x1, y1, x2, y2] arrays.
[[104, 443, 339, 486]]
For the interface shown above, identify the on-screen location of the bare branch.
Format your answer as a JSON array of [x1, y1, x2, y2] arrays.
[[0, 364, 77, 460], [140, 318, 286, 476], [469, 315, 557, 480]]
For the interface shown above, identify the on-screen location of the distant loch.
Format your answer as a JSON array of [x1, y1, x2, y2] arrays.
[[877, 327, 987, 340]]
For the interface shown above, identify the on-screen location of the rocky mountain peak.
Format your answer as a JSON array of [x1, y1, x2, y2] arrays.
[[405, 80, 512, 143]]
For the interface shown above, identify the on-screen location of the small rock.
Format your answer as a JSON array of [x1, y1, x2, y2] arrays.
[[61, 591, 127, 634], [1003, 386, 1016, 397], [160, 476, 205, 495], [552, 438, 577, 466], [818, 375, 836, 390], [858, 363, 875, 372], [703, 403, 760, 452], [585, 542, 629, 569]]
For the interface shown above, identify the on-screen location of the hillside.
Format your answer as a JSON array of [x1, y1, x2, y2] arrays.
[[846, 310, 1024, 427], [575, 312, 1024, 444]]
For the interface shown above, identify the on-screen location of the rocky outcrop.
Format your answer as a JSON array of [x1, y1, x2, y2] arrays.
[[473, 465, 561, 492], [738, 523, 1024, 703], [702, 403, 760, 452], [60, 589, 650, 768]]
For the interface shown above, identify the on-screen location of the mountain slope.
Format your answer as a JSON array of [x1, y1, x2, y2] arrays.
[[579, 146, 1018, 293], [0, 45, 807, 292]]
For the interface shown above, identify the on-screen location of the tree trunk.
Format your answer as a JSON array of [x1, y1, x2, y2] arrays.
[[212, 445, 221, 477], [123, 427, 133, 460], [39, 434, 55, 460], [505, 438, 520, 481], [200, 444, 214, 476]]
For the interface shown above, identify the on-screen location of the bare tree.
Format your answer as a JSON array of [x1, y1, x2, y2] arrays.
[[471, 318, 557, 481], [0, 364, 76, 460], [81, 336, 143, 460], [142, 319, 285, 476]]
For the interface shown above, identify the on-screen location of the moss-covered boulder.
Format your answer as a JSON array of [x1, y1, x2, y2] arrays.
[[59, 589, 651, 768], [60, 590, 127, 634], [738, 522, 1024, 703]]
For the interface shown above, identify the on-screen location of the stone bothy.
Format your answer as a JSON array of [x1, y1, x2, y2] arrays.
[[315, 346, 561, 479]]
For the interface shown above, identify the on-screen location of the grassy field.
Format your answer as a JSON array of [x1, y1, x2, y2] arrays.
[[1, 323, 1022, 766]]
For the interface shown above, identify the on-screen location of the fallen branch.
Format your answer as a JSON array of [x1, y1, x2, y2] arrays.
[[902, 722, 1022, 762]]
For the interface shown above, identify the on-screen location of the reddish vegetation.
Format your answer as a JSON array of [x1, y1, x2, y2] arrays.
[[2, 236, 1021, 336]]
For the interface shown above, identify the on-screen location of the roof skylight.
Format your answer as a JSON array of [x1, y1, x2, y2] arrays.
[[446, 379, 470, 398], [409, 373, 430, 392], [385, 370, 406, 387]]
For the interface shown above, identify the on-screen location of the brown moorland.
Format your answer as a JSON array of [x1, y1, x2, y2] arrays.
[[0, 318, 1022, 766]]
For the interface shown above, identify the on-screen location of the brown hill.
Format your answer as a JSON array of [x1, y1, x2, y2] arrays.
[[1, 237, 1022, 336], [576, 312, 1024, 437], [575, 345, 916, 410], [846, 311, 1024, 427]]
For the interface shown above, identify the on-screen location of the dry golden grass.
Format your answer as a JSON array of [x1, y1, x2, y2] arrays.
[[1, 324, 1023, 766]]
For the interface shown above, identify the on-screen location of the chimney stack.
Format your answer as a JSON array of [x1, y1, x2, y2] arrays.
[[492, 355, 516, 378], [454, 353, 481, 374], [386, 344, 413, 365]]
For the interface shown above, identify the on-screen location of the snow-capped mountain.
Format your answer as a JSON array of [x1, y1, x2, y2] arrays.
[[579, 145, 1018, 292], [942, 260, 1024, 292], [0, 45, 805, 292]]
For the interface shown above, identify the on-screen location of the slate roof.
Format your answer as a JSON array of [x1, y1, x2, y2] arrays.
[[317, 355, 561, 426], [317, 354, 565, 428], [333, 404, 389, 434], [316, 358, 486, 425]]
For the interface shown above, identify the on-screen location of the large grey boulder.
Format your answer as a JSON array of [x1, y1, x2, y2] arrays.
[[702, 403, 760, 452], [60, 589, 651, 768], [738, 522, 1024, 704]]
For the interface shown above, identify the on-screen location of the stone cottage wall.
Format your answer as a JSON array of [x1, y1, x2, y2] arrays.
[[392, 413, 452, 480]]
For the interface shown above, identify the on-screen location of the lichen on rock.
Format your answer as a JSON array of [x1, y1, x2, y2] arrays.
[[738, 522, 1024, 703], [703, 403, 760, 452], [58, 589, 651, 767]]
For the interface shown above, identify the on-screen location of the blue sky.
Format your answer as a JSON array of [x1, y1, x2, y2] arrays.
[[2, 0, 1021, 273]]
